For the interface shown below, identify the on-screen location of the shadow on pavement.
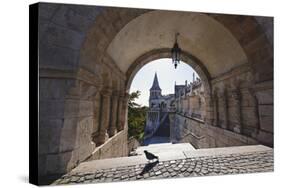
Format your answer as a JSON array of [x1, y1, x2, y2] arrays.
[[139, 161, 159, 175]]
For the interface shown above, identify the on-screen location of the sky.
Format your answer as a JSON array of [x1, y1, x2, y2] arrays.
[[129, 58, 199, 106]]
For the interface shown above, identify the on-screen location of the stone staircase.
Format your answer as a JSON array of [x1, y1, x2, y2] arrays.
[[135, 142, 195, 155], [53, 143, 273, 185]]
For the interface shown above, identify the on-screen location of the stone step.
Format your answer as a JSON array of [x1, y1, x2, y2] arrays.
[[136, 142, 195, 155], [70, 144, 272, 174], [183, 144, 272, 158], [54, 146, 273, 185]]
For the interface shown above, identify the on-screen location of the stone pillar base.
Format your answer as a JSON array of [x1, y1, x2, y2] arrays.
[[117, 123, 124, 132], [95, 132, 109, 146], [108, 128, 117, 137]]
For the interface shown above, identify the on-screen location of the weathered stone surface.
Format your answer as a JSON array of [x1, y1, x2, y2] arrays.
[[39, 43, 79, 70], [258, 105, 273, 133], [39, 119, 63, 154], [59, 118, 79, 152], [40, 100, 65, 119], [43, 22, 85, 50], [39, 3, 60, 20], [52, 6, 94, 33], [65, 4, 104, 20], [64, 99, 93, 118], [256, 89, 273, 105], [257, 131, 273, 146], [89, 130, 128, 161], [37, 3, 273, 183], [255, 17, 273, 46], [53, 150, 273, 185], [108, 95, 119, 137], [39, 78, 74, 100]]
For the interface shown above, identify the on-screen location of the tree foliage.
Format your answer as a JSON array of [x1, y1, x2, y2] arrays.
[[127, 90, 148, 142]]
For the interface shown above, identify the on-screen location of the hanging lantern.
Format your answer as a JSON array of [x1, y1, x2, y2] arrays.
[[171, 33, 181, 69]]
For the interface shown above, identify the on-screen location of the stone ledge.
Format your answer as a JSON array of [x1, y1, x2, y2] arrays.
[[40, 67, 101, 86], [183, 145, 271, 158], [87, 130, 127, 161], [53, 144, 273, 185]]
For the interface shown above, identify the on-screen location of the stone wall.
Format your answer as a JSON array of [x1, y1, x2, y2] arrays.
[[39, 71, 129, 181], [39, 77, 98, 183], [38, 3, 130, 182], [89, 130, 128, 160], [171, 63, 272, 148], [211, 64, 273, 146], [255, 81, 273, 146], [36, 2, 273, 184], [171, 114, 258, 149], [38, 2, 103, 181]]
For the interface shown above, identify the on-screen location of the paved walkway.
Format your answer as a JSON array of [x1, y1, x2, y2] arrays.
[[135, 143, 195, 155], [143, 136, 170, 145], [52, 144, 273, 185]]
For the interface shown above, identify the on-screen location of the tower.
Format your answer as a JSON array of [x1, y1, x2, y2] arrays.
[[149, 73, 162, 101]]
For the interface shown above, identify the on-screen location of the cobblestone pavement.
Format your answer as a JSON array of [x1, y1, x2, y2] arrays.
[[53, 150, 273, 185]]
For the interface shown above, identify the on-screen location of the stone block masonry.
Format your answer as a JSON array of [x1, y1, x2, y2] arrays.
[[53, 145, 273, 185], [88, 130, 128, 160], [35, 2, 273, 185]]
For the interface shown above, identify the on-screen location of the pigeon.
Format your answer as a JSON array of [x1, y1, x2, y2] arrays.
[[144, 150, 159, 162]]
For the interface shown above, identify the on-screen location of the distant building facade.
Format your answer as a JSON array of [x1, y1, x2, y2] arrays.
[[144, 73, 205, 144]]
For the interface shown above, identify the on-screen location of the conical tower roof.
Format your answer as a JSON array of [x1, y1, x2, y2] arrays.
[[150, 73, 161, 91]]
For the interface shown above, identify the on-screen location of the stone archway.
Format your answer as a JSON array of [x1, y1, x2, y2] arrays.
[[125, 49, 211, 94], [37, 3, 273, 182], [125, 48, 213, 126]]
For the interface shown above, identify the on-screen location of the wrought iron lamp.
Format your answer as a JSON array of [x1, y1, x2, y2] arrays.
[[171, 33, 181, 69]]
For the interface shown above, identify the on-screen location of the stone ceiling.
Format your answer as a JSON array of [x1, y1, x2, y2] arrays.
[[107, 10, 248, 78]]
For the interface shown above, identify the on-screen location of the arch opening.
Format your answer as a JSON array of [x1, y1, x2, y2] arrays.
[[36, 3, 273, 183], [127, 56, 209, 146]]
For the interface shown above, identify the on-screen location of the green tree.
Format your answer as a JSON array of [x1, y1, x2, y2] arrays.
[[127, 90, 148, 142]]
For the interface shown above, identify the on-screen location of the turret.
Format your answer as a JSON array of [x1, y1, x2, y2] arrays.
[[149, 73, 162, 100]]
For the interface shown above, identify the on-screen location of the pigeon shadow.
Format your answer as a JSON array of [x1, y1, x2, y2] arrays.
[[139, 160, 159, 176]]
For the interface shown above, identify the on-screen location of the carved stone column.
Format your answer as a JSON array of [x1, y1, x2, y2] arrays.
[[212, 93, 219, 126], [204, 94, 214, 126], [248, 89, 260, 138], [119, 93, 129, 131], [219, 90, 228, 129], [117, 93, 129, 131], [96, 88, 112, 145], [117, 95, 123, 131], [232, 89, 242, 133], [108, 93, 119, 137], [92, 89, 101, 143]]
